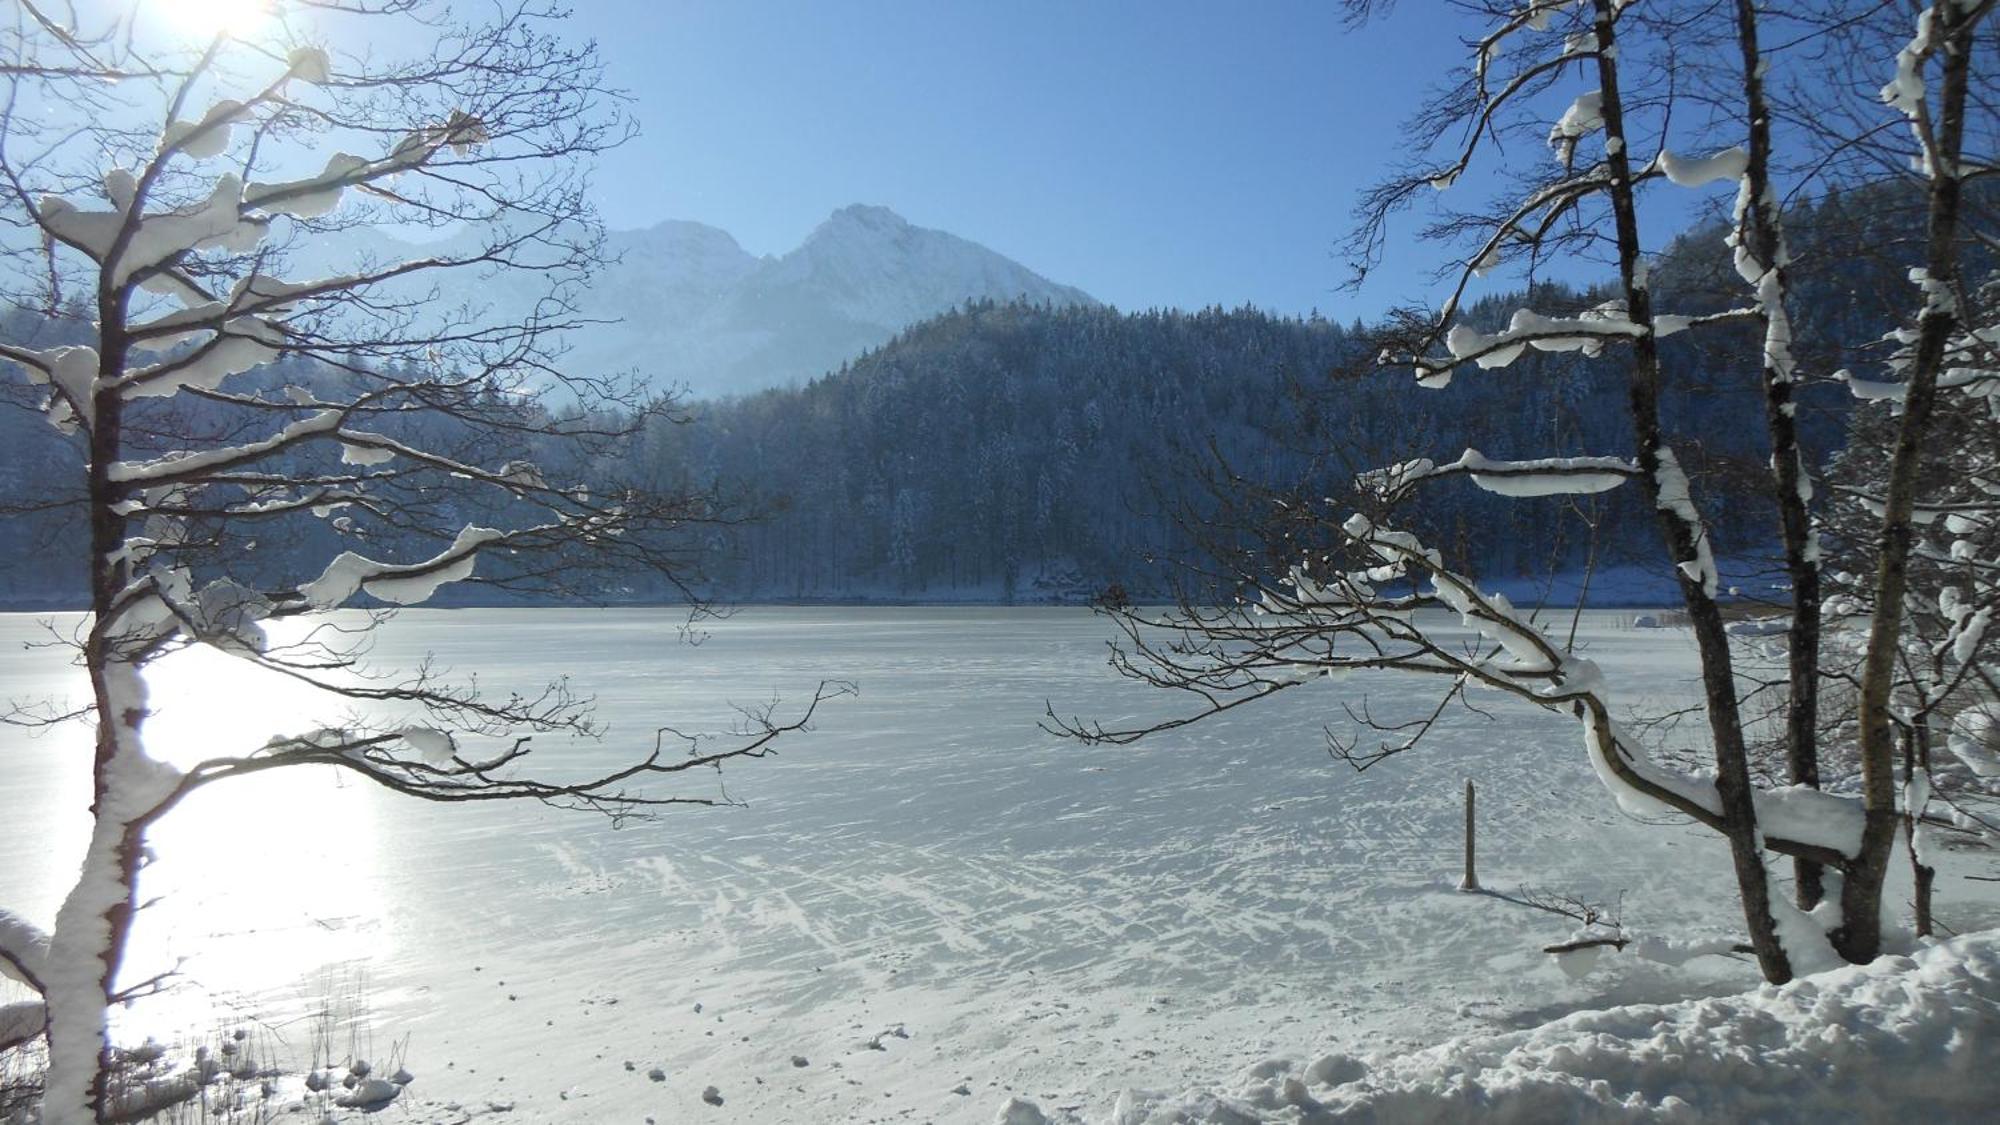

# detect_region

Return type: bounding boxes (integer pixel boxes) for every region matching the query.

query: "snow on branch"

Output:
[1653,448,1719,598]
[119,318,285,402]
[106,409,344,484]
[0,999,46,1052]
[1433,50,1601,194]
[1655,147,1749,189]
[38,173,267,288]
[1838,364,2000,404]
[1466,2,1602,142]
[1358,449,1636,503]
[0,343,97,428]
[1413,303,1647,386]
[1882,5,1938,119]
[0,908,50,995]
[1548,90,1604,164]
[293,525,505,610]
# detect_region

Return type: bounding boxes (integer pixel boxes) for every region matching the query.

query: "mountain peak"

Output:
[631,217,748,248]
[768,204,1093,333]
[824,203,910,231]
[554,207,1095,398]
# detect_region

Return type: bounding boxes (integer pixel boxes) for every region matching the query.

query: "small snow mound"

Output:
[997,1096,1050,1125]
[335,1077,401,1108]
[1240,1058,1292,1081]
[1303,1052,1368,1087]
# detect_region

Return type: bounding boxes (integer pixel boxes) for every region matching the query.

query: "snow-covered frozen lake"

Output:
[1,607,1974,1122]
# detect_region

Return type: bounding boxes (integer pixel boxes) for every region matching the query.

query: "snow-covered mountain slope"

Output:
[301,206,1094,400]
[748,204,1093,331]
[600,204,1094,399]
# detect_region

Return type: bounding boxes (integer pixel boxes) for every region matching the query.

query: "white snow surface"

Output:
[1,608,1994,1123]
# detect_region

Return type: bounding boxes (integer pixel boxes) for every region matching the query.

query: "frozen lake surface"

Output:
[1,607,1974,1122]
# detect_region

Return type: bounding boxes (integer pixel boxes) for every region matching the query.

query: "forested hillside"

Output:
[0,187,1929,606]
[638,183,1934,603]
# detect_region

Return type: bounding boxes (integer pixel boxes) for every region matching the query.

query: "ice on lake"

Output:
[0,607,1839,1121]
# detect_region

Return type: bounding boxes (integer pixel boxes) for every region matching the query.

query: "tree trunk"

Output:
[1904,721,1937,938]
[1592,0,1790,984]
[41,254,154,1125]
[43,787,149,1125]
[1913,856,1936,939]
[1842,0,1979,965]
[1732,0,1826,911]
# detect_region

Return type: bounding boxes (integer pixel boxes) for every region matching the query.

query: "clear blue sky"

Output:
[565,1,1485,320]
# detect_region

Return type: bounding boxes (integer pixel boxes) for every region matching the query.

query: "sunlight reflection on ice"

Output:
[119,636,389,1038]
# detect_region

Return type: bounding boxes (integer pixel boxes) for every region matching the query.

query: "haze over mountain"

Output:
[583,204,1096,398]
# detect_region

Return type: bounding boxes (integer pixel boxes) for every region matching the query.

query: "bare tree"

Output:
[1821,250,2000,938]
[1833,0,1991,964]
[1056,0,1990,984]
[0,4,844,1121]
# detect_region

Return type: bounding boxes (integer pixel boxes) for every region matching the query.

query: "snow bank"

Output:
[1044,929,2000,1123]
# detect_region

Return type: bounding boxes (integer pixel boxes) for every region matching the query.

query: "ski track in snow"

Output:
[0,607,1992,1123]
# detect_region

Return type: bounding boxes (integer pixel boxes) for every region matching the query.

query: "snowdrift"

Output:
[1034,929,2000,1124]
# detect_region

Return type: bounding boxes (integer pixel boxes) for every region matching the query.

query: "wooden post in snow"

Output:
[1459,778,1479,892]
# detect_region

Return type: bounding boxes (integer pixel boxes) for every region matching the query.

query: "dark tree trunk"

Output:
[1904,720,1937,937]
[1593,0,1791,983]
[1842,0,1981,966]
[1733,0,1826,912]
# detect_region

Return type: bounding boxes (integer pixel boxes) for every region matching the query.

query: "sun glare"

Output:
[159,0,273,37]
[118,637,389,1038]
